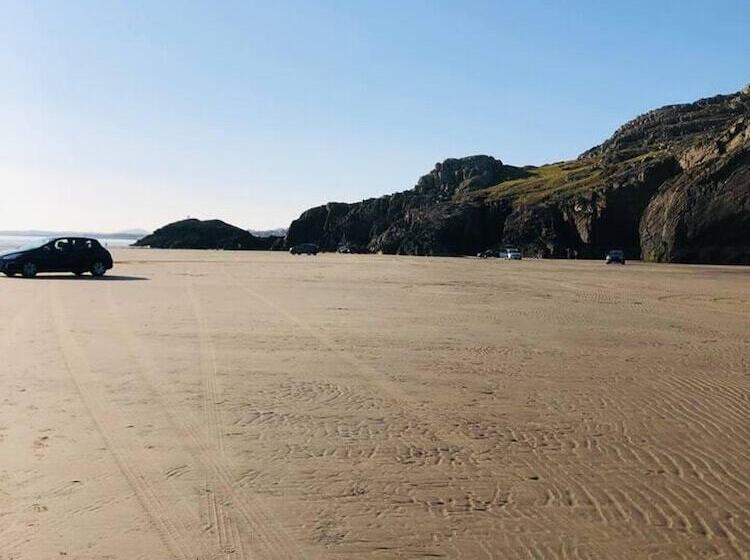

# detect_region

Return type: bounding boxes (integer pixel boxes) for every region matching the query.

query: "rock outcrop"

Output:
[287,87,750,263]
[640,147,750,263]
[135,219,280,250]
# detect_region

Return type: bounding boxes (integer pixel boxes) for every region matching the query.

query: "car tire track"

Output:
[186,277,226,458]
[104,283,300,560]
[46,283,208,560]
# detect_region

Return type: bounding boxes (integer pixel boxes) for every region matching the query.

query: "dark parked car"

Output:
[606,249,625,264]
[477,249,500,259]
[338,243,368,254]
[0,237,114,278]
[289,243,319,255]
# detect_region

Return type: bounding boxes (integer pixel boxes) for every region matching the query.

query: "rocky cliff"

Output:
[135,219,280,250]
[287,87,750,263]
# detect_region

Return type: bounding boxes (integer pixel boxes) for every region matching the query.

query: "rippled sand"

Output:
[1,250,748,559]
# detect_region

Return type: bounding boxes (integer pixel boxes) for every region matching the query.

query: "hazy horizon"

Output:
[2,1,748,232]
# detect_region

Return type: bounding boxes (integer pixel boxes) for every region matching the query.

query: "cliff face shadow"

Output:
[6,274,148,281]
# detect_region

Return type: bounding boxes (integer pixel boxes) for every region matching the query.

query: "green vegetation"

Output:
[461,150,670,206]
[480,159,603,205]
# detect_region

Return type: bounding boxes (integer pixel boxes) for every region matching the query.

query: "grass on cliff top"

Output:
[482,160,603,205]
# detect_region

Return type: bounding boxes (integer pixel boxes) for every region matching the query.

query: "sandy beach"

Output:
[1,250,748,559]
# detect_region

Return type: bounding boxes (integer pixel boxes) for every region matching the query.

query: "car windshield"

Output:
[15,237,54,252]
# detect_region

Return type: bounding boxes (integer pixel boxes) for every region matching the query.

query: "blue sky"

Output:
[1,1,748,231]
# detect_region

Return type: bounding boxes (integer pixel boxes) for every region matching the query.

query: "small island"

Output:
[134,218,282,250]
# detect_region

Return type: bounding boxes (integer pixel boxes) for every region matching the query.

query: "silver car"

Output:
[504,248,522,260]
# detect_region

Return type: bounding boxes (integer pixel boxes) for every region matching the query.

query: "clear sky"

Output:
[1,1,748,232]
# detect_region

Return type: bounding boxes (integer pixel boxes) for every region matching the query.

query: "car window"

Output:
[53,239,71,251]
[18,238,53,251]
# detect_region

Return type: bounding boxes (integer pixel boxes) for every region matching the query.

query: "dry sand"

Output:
[1,250,748,559]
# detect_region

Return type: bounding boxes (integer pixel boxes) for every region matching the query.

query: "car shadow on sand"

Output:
[6,274,148,281]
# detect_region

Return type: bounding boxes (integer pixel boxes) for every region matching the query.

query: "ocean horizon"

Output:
[0,234,136,252]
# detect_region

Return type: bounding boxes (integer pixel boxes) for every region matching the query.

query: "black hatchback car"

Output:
[605,249,626,264]
[289,243,319,255]
[0,237,114,278]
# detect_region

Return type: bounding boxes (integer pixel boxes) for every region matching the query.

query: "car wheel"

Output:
[91,261,107,277]
[3,271,15,277]
[22,262,38,278]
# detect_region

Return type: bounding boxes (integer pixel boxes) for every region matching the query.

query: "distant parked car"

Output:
[477,249,500,259]
[504,248,522,260]
[606,250,625,264]
[0,237,114,278]
[289,243,319,255]
[337,243,367,254]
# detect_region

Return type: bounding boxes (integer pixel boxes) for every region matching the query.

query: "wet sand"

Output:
[1,250,748,559]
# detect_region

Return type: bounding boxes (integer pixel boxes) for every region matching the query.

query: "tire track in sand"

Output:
[46,283,210,560]
[225,268,420,407]
[222,265,490,479]
[0,289,43,355]
[104,283,301,560]
[187,273,237,558]
[186,276,226,458]
[0,290,46,547]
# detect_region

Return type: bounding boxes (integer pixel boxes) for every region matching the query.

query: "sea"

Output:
[0,235,136,253]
